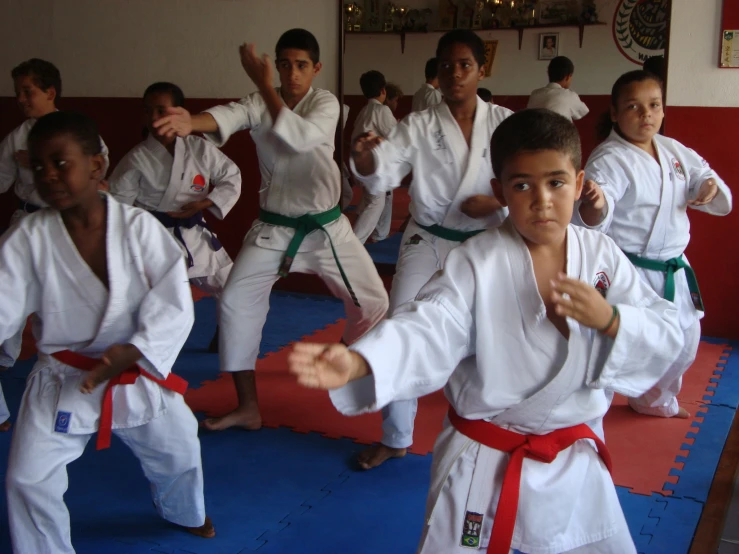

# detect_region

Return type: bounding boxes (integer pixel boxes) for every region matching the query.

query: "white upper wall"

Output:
[667,0,739,107]
[344,0,636,96]
[0,0,339,98]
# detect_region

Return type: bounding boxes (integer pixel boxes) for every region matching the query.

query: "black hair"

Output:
[385,82,403,101]
[491,109,581,178]
[642,56,665,80]
[596,70,664,140]
[143,81,185,107]
[359,70,386,99]
[276,28,320,64]
[436,30,486,68]
[547,56,575,83]
[12,58,63,99]
[424,57,438,80]
[28,111,102,156]
[477,88,492,102]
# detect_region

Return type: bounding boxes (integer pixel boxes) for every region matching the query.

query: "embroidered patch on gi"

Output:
[461,511,483,548]
[593,271,611,298]
[406,234,423,246]
[691,292,705,312]
[191,174,207,193]
[54,411,72,433]
[671,158,686,181]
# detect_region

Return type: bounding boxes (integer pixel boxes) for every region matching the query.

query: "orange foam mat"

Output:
[183,322,729,497]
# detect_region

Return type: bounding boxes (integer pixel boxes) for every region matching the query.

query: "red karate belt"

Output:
[448,408,613,554]
[51,350,188,450]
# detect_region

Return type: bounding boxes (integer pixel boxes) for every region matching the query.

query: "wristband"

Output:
[599,305,619,334]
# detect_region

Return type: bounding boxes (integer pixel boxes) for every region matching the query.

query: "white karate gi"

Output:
[412,83,443,112]
[109,134,241,294]
[350,99,397,244]
[0,195,205,554]
[575,130,732,416]
[351,96,512,449]
[341,104,354,209]
[526,83,589,121]
[332,221,684,553]
[0,118,110,370]
[202,87,388,372]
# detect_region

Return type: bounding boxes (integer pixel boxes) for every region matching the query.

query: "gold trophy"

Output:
[353,3,363,31]
[394,6,409,31]
[472,0,485,29]
[344,2,356,32]
[384,3,397,32]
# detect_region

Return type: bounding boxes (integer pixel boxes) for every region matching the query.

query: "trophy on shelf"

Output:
[344,2,356,32]
[406,8,420,30]
[483,0,502,29]
[394,6,409,31]
[353,3,363,31]
[457,0,474,28]
[383,2,397,32]
[472,0,485,29]
[418,8,433,31]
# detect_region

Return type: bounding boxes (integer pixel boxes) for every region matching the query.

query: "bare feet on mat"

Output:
[200,407,262,431]
[185,516,215,538]
[675,406,690,419]
[357,444,407,470]
[0,420,11,432]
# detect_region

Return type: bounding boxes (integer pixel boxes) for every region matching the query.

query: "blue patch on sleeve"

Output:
[54,411,72,433]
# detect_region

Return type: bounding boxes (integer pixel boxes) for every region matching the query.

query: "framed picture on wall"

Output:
[538,33,559,60]
[538,0,571,25]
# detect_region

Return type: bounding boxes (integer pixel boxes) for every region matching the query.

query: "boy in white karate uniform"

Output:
[350,30,511,469]
[0,58,110,396]
[2,111,213,554]
[155,28,388,432]
[527,56,589,122]
[412,57,442,112]
[576,70,732,418]
[351,70,397,244]
[289,109,684,554]
[110,82,241,351]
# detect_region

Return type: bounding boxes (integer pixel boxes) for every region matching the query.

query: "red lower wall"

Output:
[665,106,739,339]
[1,96,736,338]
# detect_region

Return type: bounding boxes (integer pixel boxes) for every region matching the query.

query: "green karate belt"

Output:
[624,252,704,310]
[259,205,360,307]
[417,223,483,242]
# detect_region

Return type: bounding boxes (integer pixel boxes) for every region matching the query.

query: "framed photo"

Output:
[539,33,559,60]
[538,0,571,25]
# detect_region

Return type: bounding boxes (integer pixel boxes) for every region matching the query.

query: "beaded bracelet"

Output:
[599,305,619,334]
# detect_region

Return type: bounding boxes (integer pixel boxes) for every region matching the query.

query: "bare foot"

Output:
[0,420,11,432]
[184,515,215,538]
[675,406,690,419]
[200,407,262,431]
[357,444,407,470]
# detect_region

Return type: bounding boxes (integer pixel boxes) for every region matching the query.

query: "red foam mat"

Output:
[186,320,729,496]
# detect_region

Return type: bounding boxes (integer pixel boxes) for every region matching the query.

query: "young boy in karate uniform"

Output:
[576,70,732,418]
[350,30,511,469]
[155,29,388,432]
[527,56,589,122]
[0,58,110,396]
[290,109,684,554]
[110,82,241,351]
[2,111,212,554]
[351,70,397,244]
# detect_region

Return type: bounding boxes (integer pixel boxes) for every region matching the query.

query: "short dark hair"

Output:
[548,56,575,83]
[424,57,438,80]
[144,82,185,107]
[12,58,62,99]
[436,30,486,68]
[477,88,492,102]
[28,111,102,157]
[385,82,403,101]
[642,56,665,80]
[276,28,320,64]
[359,70,386,99]
[610,70,663,106]
[491,109,581,178]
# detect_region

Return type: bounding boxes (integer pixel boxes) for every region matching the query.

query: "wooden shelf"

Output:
[344,22,606,53]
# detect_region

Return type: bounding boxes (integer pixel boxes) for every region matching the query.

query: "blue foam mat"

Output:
[364,232,402,265]
[0,294,737,553]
